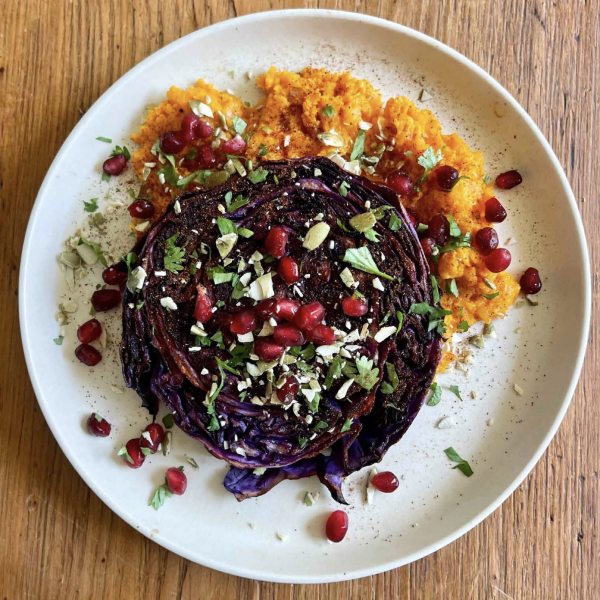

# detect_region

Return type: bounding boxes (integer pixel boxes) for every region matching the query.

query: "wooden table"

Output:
[2,1,598,598]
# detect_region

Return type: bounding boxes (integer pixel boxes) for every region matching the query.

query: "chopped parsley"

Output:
[343,247,393,280]
[298,437,308,449]
[396,310,404,333]
[164,233,185,274]
[339,181,349,197]
[350,129,366,161]
[53,335,64,346]
[96,136,112,143]
[427,382,442,406]
[409,302,452,335]
[431,275,441,304]
[258,144,269,157]
[322,105,335,118]
[447,214,462,237]
[348,356,379,391]
[224,191,250,213]
[444,447,474,477]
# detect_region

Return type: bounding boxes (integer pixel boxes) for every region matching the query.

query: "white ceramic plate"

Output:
[20,10,590,583]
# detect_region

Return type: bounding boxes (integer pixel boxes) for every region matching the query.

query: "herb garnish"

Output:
[83,198,99,213]
[449,385,463,401]
[409,302,452,335]
[350,130,366,161]
[431,275,441,304]
[231,115,247,135]
[481,292,499,300]
[247,167,269,184]
[258,144,269,157]
[96,136,112,143]
[388,212,402,231]
[346,356,379,391]
[446,279,459,297]
[162,414,174,429]
[340,418,353,433]
[117,446,134,464]
[343,247,393,280]
[149,482,173,510]
[381,363,399,395]
[164,233,185,274]
[53,336,64,346]
[339,181,349,197]
[457,320,469,332]
[416,146,443,184]
[78,237,108,267]
[444,447,474,477]
[322,105,335,118]
[109,145,131,160]
[427,382,442,406]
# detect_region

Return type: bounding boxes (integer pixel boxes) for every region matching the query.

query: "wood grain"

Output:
[1,1,598,598]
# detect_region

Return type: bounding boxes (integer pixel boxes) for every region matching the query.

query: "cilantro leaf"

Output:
[83,198,99,213]
[109,145,131,160]
[431,275,441,304]
[343,247,393,280]
[353,356,379,391]
[322,105,335,118]
[416,147,443,183]
[427,382,442,406]
[381,362,399,395]
[457,320,469,332]
[446,278,459,297]
[350,129,366,161]
[217,217,237,236]
[53,336,64,346]
[247,167,268,184]
[444,447,474,477]
[447,214,462,237]
[339,181,349,197]
[340,418,353,433]
[363,229,381,243]
[323,356,345,390]
[149,483,173,510]
[449,385,463,401]
[164,233,185,274]
[298,437,308,449]
[396,311,404,334]
[388,212,402,231]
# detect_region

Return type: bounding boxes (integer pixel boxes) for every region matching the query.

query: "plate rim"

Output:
[19,8,592,584]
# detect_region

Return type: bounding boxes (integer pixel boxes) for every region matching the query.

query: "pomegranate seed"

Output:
[102,265,128,286]
[474,227,499,256]
[197,144,217,169]
[278,256,301,284]
[276,376,299,404]
[75,343,102,366]
[254,337,285,361]
[197,120,214,138]
[436,165,459,190]
[484,197,507,223]
[485,248,511,273]
[230,310,257,335]
[386,172,414,196]
[520,267,542,294]
[275,298,301,322]
[264,226,289,258]
[91,289,122,312]
[420,237,438,258]
[221,134,246,154]
[179,113,200,143]
[128,199,155,219]
[371,471,400,493]
[87,413,111,437]
[256,298,279,321]
[326,510,349,543]
[194,285,213,323]
[121,438,145,468]
[342,296,368,317]
[102,154,127,176]
[294,302,326,330]
[274,323,305,347]
[406,209,418,228]
[305,324,336,345]
[140,423,165,454]
[160,131,185,155]
[165,467,187,495]
[77,318,102,344]
[427,214,450,246]
[495,169,522,189]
